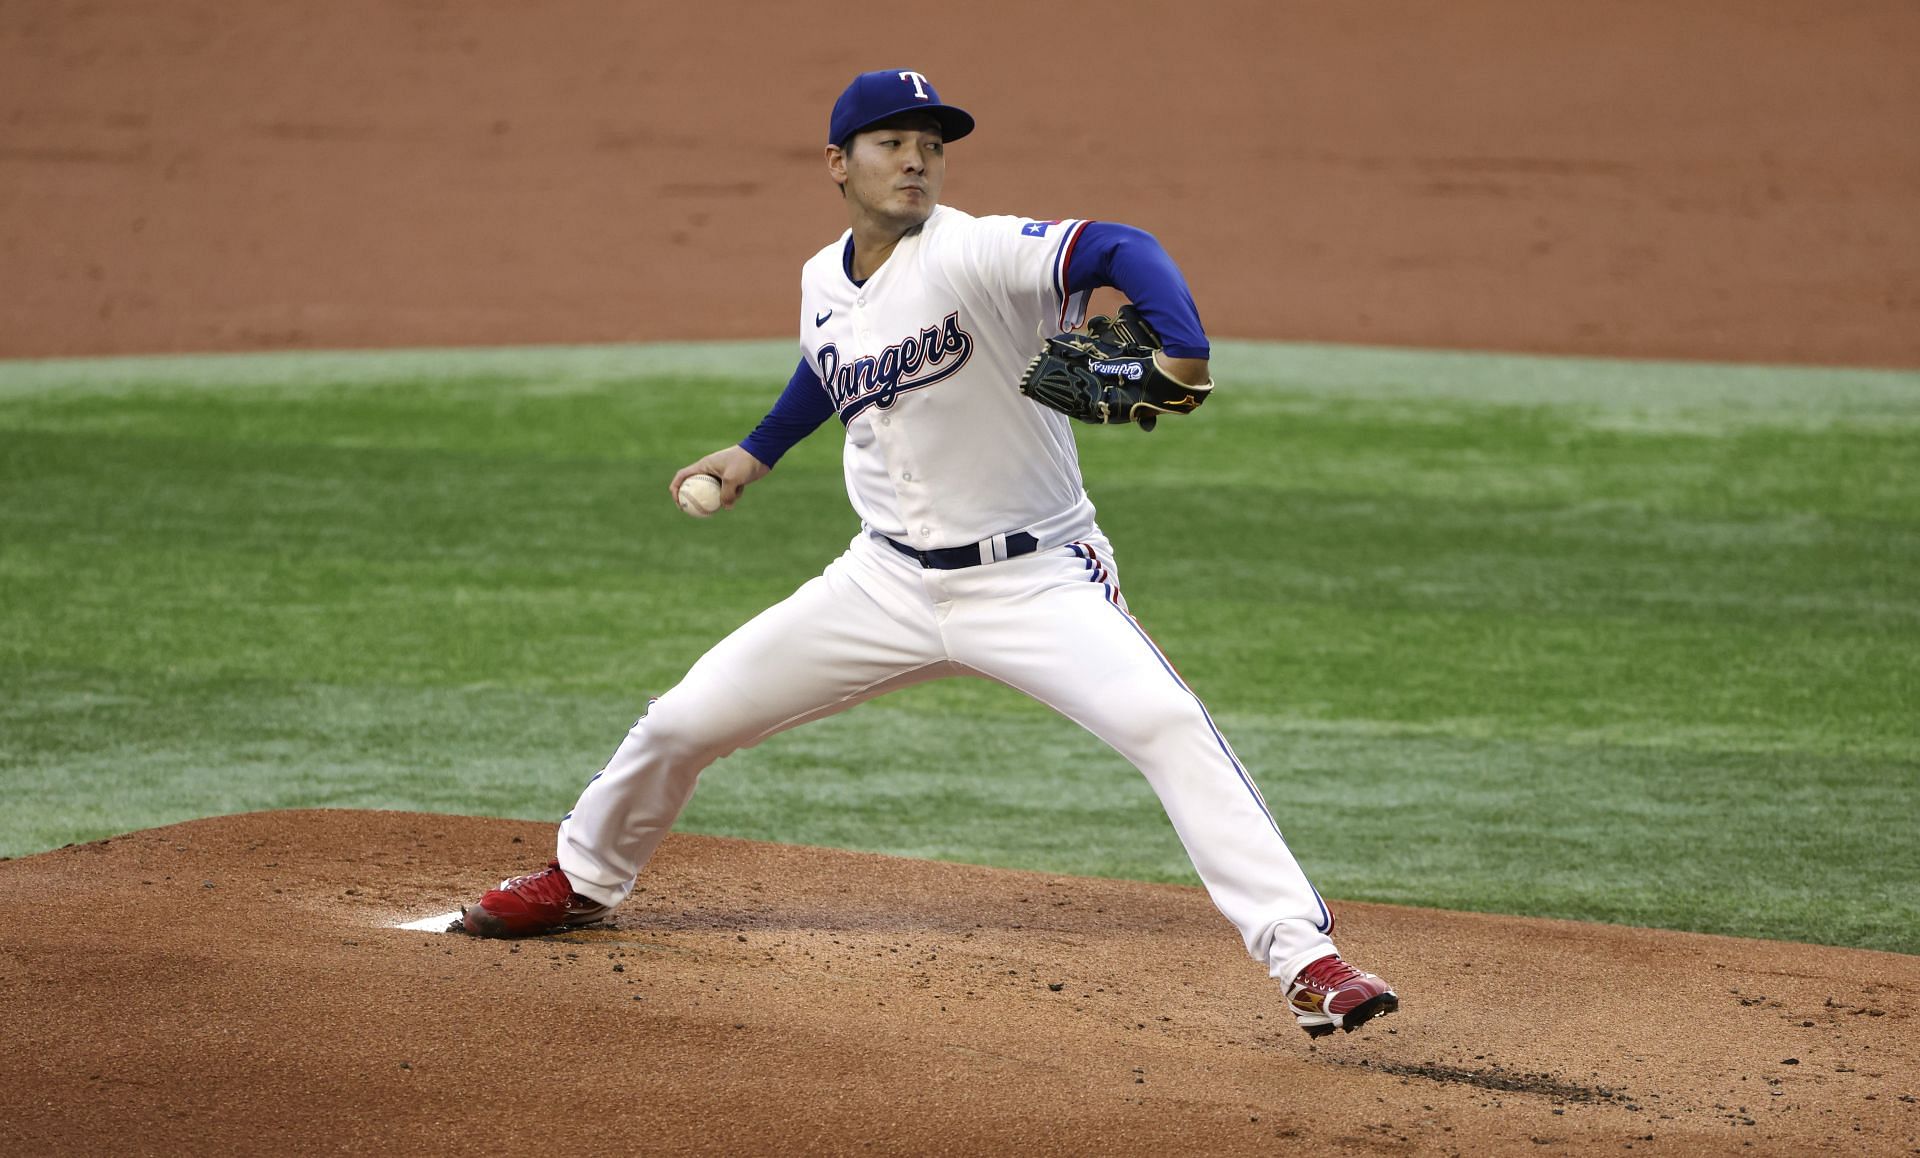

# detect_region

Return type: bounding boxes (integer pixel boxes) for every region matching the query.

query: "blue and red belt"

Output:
[883,531,1040,570]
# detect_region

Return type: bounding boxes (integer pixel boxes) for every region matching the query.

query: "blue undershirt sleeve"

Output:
[1062,222,1211,359]
[738,357,834,466]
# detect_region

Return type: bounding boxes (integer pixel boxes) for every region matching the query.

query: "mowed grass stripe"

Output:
[1,342,1915,952]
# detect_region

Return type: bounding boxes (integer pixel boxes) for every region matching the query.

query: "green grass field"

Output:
[2,342,1916,953]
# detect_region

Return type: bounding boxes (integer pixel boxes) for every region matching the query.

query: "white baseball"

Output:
[676,473,724,518]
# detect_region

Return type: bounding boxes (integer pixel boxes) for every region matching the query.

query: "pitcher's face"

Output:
[829,117,946,230]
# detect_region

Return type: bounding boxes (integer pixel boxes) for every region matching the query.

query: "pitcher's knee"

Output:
[631,699,739,765]
[1100,690,1212,753]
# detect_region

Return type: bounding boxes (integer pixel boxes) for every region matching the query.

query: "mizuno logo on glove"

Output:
[1017,306,1211,432]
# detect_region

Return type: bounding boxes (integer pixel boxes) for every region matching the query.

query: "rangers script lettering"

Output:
[817,311,974,419]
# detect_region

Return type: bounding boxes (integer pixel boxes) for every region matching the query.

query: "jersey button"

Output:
[902,472,912,481]
[881,417,891,426]
[920,526,931,536]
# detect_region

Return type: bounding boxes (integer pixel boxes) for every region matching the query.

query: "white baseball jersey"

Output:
[799,206,1096,552]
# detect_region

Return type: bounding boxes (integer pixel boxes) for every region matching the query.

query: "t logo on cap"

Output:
[828,69,976,146]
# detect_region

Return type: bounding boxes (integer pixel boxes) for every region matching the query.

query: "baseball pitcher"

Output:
[462,69,1399,1039]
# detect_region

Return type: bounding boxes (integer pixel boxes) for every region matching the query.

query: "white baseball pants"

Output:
[557,530,1338,978]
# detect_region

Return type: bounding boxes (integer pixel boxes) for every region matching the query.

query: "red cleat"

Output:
[1286,953,1400,1038]
[462,860,611,938]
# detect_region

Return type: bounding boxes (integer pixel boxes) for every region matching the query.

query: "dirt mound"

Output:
[2,811,1914,1155]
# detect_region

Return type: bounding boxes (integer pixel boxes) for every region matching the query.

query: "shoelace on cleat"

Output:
[1299,956,1367,991]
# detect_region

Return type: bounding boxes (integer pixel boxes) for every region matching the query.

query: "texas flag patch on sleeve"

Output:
[1020,220,1056,237]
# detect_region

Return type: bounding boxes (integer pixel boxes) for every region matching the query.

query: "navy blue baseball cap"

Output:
[828,69,975,147]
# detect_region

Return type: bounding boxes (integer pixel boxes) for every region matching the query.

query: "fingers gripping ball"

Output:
[676,474,724,518]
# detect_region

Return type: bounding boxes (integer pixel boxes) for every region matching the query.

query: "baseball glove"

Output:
[1018,305,1212,431]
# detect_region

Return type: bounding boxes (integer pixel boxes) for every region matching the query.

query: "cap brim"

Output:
[841,104,975,145]
[927,106,974,142]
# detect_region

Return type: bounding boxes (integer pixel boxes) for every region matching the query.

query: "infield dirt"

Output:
[3,2,1918,1155]
[6,812,1919,1155]
[3,1,1917,366]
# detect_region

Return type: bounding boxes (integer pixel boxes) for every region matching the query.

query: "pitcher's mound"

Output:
[2,810,1913,1154]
